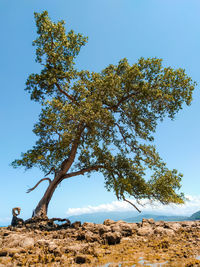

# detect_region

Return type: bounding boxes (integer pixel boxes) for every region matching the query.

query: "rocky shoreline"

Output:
[1,218,200,266]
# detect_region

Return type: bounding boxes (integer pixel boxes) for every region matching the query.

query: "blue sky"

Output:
[1,0,200,224]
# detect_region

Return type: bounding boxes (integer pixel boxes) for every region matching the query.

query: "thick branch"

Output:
[61,165,105,180]
[26,177,52,193]
[60,125,85,174]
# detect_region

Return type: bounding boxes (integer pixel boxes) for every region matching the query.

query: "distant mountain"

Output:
[68,211,189,224]
[68,211,138,223]
[190,210,200,220]
[125,214,188,223]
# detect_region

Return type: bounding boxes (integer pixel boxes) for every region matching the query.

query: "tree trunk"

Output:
[33,174,62,218]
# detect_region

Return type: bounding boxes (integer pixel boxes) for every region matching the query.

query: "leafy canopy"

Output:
[12,11,195,205]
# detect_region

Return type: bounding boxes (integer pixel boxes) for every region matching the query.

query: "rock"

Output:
[75,255,91,264]
[137,227,154,236]
[103,231,121,245]
[117,222,132,236]
[121,237,133,242]
[111,224,121,233]
[97,224,111,235]
[47,241,57,251]
[65,244,89,254]
[129,223,139,231]
[82,222,94,228]
[164,222,181,231]
[154,227,175,236]
[142,218,155,227]
[155,221,165,227]
[71,221,81,229]
[103,219,115,226]
[36,239,49,246]
[85,231,99,243]
[181,221,197,227]
[82,222,96,232]
[11,216,24,227]
[20,237,34,248]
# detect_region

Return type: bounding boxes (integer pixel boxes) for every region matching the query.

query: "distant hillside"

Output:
[190,210,200,220]
[68,211,138,223]
[125,214,188,223]
[68,211,189,223]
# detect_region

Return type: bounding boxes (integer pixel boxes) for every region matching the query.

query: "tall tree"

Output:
[12,11,195,218]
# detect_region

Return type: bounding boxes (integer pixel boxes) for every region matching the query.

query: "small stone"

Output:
[71,221,81,229]
[103,219,115,226]
[142,218,155,227]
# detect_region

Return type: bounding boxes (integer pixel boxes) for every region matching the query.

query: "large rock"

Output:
[112,222,132,237]
[137,227,154,236]
[103,231,121,245]
[82,222,96,231]
[20,237,34,248]
[84,231,99,243]
[97,224,111,235]
[71,221,81,229]
[164,222,181,231]
[154,227,175,236]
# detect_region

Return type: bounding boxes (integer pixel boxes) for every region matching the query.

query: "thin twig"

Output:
[123,197,141,213]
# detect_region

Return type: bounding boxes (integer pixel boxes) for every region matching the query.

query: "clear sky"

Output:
[1,0,200,224]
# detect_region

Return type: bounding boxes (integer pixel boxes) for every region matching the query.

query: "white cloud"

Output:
[66,195,200,217]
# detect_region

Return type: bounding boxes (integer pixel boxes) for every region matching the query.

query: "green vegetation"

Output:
[190,210,200,220]
[12,11,195,217]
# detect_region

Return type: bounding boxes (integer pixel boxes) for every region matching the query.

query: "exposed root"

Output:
[12,207,21,216]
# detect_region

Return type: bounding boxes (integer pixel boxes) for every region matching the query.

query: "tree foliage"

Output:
[12,11,195,209]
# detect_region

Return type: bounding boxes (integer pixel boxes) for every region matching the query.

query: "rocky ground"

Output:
[1,218,200,266]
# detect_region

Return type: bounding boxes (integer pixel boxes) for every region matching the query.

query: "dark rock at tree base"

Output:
[22,217,71,231]
[11,216,24,227]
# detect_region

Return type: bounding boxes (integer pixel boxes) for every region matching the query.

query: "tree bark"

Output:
[33,174,62,217]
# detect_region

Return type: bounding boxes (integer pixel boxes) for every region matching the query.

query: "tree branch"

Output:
[45,167,56,177]
[60,124,86,174]
[55,83,76,102]
[105,91,140,111]
[61,165,105,180]
[123,197,141,213]
[115,123,129,147]
[26,178,52,193]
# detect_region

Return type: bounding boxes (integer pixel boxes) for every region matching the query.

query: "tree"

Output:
[12,11,195,218]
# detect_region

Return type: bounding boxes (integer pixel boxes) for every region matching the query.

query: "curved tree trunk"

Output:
[32,126,86,218]
[33,173,63,218]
